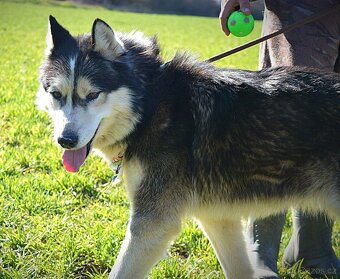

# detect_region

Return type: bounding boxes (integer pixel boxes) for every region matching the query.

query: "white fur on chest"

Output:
[93,144,125,165]
[122,158,145,201]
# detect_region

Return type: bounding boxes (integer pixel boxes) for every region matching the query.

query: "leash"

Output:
[205,3,340,63]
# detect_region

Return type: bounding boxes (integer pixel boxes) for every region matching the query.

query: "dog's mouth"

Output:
[61,126,100,173]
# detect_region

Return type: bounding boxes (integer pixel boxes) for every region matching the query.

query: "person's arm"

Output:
[219,0,251,36]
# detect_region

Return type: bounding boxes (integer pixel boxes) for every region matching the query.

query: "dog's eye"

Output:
[86,91,101,101]
[50,91,62,100]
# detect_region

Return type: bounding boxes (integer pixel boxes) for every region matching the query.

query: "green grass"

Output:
[0,1,338,278]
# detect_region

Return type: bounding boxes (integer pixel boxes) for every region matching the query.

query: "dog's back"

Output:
[147,58,340,218]
[213,68,339,216]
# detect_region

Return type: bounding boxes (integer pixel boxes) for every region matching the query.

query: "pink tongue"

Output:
[62,146,87,173]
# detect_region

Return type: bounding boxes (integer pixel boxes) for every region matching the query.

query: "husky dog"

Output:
[37,16,340,279]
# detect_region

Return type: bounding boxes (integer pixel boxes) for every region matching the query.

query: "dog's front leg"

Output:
[197,218,254,279]
[109,212,182,279]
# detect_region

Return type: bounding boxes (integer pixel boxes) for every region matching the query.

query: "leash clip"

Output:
[111,154,123,183]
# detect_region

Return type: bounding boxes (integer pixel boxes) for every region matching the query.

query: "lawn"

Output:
[0,1,339,278]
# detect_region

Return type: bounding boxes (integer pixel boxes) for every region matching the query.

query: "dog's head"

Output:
[37,16,140,172]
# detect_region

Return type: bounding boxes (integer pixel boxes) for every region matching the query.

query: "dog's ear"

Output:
[91,19,125,60]
[46,16,73,54]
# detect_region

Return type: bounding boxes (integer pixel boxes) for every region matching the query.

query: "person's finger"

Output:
[219,0,238,36]
[239,0,251,15]
[219,10,230,35]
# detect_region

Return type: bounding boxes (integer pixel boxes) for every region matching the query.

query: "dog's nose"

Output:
[57,134,78,149]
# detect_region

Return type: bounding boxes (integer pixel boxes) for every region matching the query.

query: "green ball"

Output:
[227,11,254,37]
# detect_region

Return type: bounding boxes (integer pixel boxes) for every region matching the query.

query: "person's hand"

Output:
[220,0,251,36]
